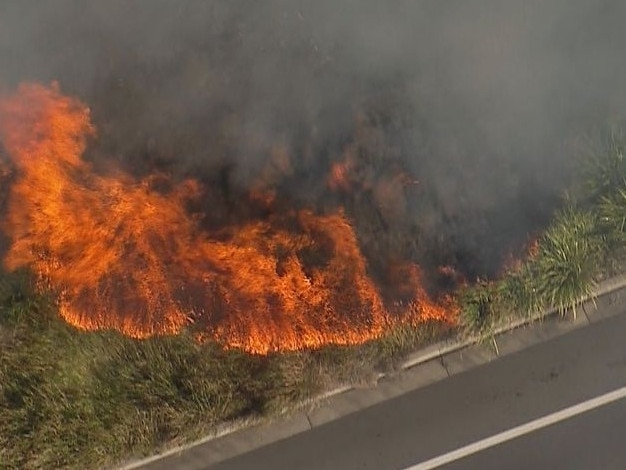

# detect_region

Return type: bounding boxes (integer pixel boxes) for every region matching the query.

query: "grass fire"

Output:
[1,2,626,469]
[0,82,456,354]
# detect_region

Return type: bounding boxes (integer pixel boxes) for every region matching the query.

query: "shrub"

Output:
[530,209,605,316]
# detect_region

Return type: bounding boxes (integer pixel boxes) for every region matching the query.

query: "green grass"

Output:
[458,280,498,333]
[530,208,605,316]
[0,269,449,470]
[0,274,284,468]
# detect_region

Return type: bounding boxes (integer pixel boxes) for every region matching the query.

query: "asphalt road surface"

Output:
[439,396,626,470]
[207,310,626,470]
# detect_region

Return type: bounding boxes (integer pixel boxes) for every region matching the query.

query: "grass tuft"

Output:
[531,208,605,316]
[458,280,498,333]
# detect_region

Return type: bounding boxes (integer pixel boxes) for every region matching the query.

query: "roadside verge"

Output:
[118,273,626,470]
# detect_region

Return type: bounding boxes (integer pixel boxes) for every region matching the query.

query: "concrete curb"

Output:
[117,273,626,470]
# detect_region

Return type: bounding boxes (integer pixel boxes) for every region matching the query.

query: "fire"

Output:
[0,83,457,354]
[500,235,541,276]
[327,160,352,192]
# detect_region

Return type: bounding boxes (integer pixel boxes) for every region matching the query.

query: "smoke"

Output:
[1,0,625,280]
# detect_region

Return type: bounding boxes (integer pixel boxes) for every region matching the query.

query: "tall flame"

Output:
[0,83,456,354]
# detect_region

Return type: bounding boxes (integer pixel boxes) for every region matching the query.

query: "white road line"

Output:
[403,384,626,470]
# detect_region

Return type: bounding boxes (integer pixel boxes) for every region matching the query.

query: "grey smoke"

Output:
[1,0,625,280]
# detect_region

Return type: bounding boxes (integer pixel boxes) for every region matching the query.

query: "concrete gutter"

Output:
[117,273,626,470]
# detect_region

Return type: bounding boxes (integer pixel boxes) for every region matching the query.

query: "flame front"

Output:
[0,83,456,354]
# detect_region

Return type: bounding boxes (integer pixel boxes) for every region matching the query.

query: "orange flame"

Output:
[500,235,541,276]
[327,160,352,192]
[0,83,457,354]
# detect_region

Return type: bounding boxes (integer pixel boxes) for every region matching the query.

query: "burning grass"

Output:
[0,83,456,354]
[1,82,626,469]
[0,151,622,470]
[0,84,459,469]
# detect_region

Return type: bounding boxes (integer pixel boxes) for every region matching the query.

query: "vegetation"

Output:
[459,130,626,335]
[2,131,626,469]
[0,269,448,470]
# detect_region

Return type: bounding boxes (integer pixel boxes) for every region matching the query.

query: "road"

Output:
[204,308,626,470]
[439,396,626,470]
